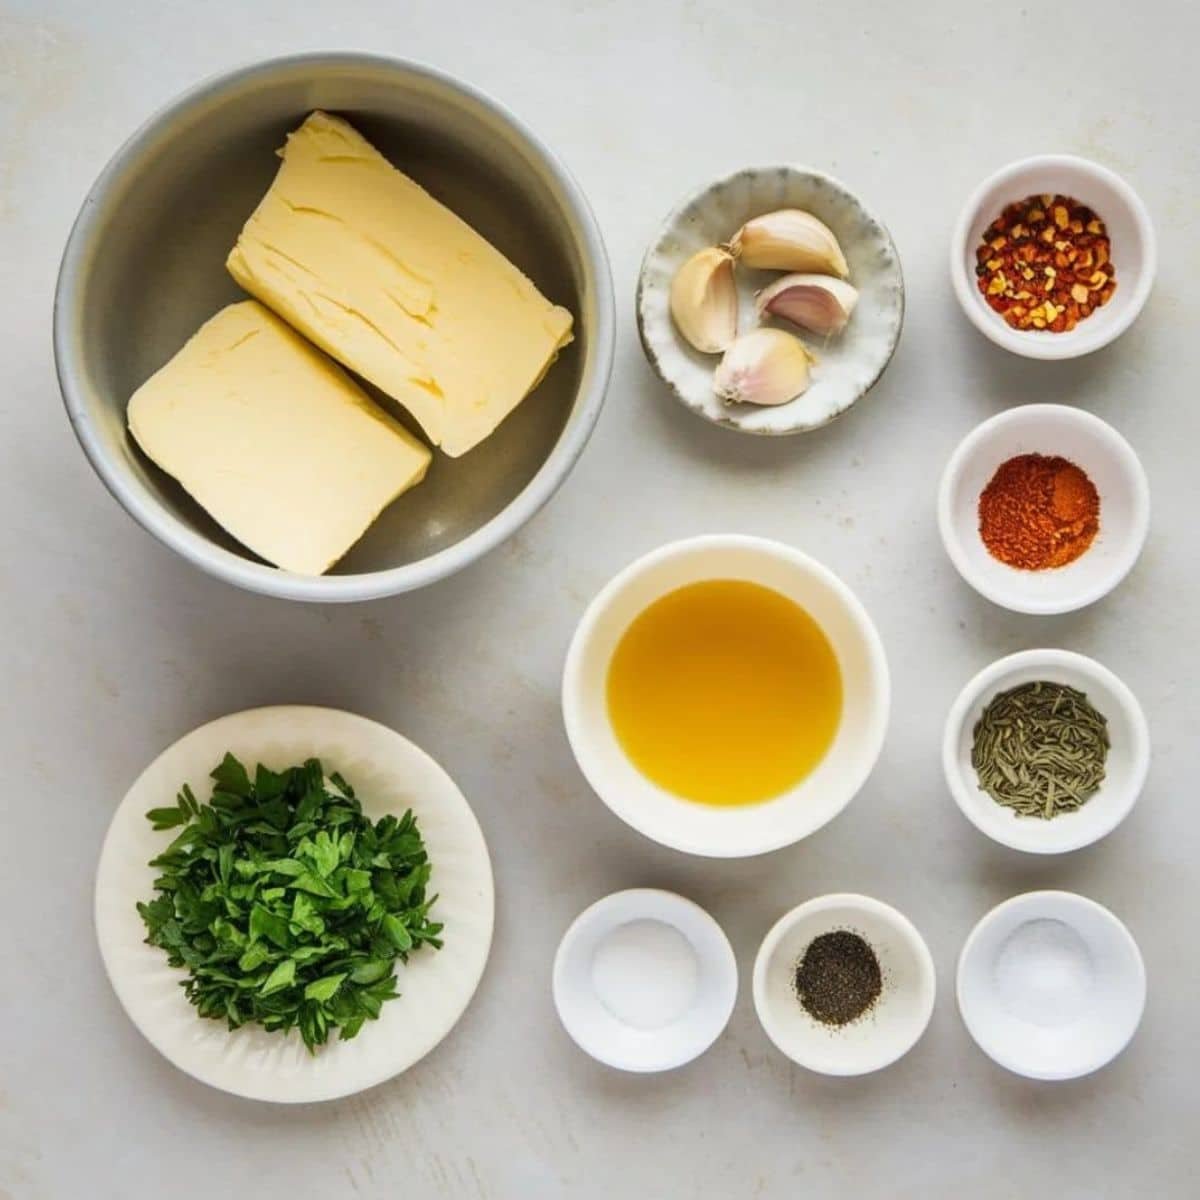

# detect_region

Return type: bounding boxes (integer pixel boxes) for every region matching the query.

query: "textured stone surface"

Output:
[1,0,1195,1195]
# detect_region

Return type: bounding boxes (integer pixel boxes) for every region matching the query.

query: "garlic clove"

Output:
[730,209,849,277]
[713,328,814,407]
[756,273,859,336]
[669,246,738,353]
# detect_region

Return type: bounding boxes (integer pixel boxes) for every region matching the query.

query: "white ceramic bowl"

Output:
[637,165,904,435]
[958,891,1145,1080]
[752,894,936,1076]
[552,889,737,1072]
[938,404,1149,614]
[94,707,494,1103]
[943,649,1149,855]
[562,535,890,858]
[950,154,1155,359]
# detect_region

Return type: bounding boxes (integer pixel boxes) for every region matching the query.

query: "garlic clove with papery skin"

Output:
[713,328,814,407]
[756,273,859,336]
[730,209,849,277]
[669,246,738,354]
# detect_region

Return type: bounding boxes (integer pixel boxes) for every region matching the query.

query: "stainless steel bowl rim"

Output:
[54,51,615,603]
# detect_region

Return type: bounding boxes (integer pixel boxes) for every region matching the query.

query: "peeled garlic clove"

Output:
[669,246,738,353]
[730,209,849,277]
[756,273,859,336]
[713,328,814,407]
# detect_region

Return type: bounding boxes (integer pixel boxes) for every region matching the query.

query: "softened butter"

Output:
[127,301,431,575]
[226,111,574,457]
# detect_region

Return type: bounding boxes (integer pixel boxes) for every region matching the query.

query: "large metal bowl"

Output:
[54,53,614,602]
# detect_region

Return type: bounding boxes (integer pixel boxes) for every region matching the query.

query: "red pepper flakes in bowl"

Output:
[975,195,1117,333]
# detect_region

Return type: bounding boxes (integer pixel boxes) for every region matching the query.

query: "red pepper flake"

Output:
[974,194,1116,333]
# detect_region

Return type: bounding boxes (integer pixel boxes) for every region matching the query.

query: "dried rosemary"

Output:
[971,681,1109,819]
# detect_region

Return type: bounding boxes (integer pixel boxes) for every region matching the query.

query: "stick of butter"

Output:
[128,301,432,576]
[226,111,575,458]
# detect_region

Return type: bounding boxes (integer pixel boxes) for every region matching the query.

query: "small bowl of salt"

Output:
[957,890,1145,1080]
[552,888,737,1072]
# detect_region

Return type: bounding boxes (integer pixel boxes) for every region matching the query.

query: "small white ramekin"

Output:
[938,404,1149,615]
[561,535,890,858]
[958,891,1145,1080]
[943,649,1150,855]
[950,154,1155,360]
[752,894,936,1076]
[552,889,737,1073]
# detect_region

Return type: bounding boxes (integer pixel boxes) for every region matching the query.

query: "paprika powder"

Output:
[978,453,1100,570]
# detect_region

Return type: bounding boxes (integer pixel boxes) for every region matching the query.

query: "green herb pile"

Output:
[971,681,1109,819]
[137,753,442,1051]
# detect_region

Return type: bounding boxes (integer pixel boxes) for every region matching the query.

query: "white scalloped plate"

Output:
[94,706,494,1103]
[637,165,904,434]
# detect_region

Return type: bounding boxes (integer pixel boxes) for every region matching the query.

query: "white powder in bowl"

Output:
[591,919,699,1030]
[993,918,1095,1028]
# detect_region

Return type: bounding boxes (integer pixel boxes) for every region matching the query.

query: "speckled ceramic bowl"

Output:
[636,166,904,435]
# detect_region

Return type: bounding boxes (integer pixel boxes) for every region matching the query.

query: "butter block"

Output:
[128,301,432,575]
[226,111,574,457]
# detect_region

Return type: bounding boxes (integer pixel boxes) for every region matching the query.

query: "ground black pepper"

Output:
[794,930,882,1026]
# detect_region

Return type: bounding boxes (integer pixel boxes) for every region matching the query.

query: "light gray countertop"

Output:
[2,0,1197,1196]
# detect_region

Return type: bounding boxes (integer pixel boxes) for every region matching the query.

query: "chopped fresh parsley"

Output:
[137,753,442,1051]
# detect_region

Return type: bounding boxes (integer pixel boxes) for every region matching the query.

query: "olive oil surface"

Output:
[606,579,843,806]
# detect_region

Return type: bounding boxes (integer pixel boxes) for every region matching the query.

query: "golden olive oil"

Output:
[606,579,843,806]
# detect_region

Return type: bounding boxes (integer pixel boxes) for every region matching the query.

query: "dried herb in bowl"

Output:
[971,682,1109,819]
[137,753,442,1051]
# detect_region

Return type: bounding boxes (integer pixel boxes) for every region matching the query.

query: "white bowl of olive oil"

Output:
[562,535,890,858]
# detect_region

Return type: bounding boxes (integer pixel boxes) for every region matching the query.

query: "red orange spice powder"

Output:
[978,454,1100,570]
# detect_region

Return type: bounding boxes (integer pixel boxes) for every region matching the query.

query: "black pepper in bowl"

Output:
[794,930,882,1026]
